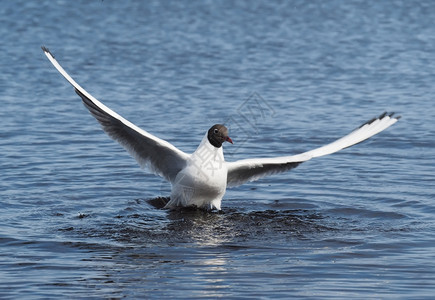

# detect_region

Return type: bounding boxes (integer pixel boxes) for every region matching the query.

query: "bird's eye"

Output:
[214,128,219,134]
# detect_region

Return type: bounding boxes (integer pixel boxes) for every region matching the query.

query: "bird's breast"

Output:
[173,147,227,194]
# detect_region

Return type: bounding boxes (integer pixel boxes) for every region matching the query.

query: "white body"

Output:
[168,134,227,210]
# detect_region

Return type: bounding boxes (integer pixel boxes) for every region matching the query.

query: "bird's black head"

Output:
[207,124,233,148]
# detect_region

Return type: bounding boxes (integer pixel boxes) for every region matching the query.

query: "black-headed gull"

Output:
[42,47,400,211]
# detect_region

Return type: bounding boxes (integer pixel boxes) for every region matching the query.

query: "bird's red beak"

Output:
[226,136,233,144]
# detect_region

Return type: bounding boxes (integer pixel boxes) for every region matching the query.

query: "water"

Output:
[1,0,435,298]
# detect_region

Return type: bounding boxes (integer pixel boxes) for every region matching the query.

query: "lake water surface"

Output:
[1,0,435,298]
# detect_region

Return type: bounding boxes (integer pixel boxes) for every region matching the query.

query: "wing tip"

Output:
[41,46,54,58]
[380,111,401,121]
[359,111,401,128]
[388,112,402,121]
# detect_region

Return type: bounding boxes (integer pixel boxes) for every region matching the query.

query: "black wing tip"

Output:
[382,111,401,121]
[387,112,402,120]
[41,46,54,58]
[388,112,402,120]
[359,111,401,128]
[380,111,402,121]
[379,111,388,119]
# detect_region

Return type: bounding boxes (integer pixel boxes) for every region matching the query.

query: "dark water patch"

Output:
[326,206,407,220]
[57,205,338,250]
[146,196,170,209]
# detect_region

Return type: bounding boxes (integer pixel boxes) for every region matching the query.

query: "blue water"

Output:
[1,0,435,298]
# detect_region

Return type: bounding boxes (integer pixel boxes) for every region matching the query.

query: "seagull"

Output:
[42,47,400,211]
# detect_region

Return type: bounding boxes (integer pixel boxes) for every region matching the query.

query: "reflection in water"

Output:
[73,199,335,250]
[71,205,334,298]
[147,202,333,247]
[166,208,234,247]
[193,254,231,296]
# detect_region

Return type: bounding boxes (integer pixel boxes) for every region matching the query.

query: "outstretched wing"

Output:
[42,47,189,183]
[226,112,400,187]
